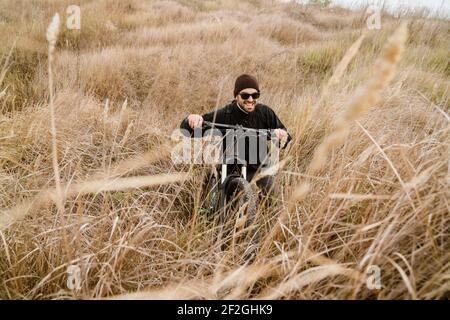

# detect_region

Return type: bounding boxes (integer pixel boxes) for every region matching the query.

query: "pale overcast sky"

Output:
[284,0,450,19]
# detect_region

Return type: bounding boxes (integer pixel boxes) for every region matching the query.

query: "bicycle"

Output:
[197,120,290,258]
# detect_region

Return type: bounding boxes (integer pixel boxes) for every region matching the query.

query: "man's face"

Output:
[236,88,259,112]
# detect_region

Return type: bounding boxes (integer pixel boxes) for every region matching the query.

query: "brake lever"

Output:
[282,134,292,149]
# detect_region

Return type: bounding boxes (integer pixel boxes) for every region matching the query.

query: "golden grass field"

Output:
[0,0,449,299]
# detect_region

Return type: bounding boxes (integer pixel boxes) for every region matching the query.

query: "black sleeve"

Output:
[267,108,287,130]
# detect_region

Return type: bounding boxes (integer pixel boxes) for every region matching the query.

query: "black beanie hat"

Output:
[234,74,260,97]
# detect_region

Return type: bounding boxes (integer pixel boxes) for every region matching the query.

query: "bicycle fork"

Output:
[220,163,247,183]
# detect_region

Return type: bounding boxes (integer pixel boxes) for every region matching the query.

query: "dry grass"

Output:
[0,0,449,300]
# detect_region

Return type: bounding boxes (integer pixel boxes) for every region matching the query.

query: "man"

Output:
[180,74,290,194]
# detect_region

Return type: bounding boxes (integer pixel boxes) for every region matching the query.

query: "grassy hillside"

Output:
[0,0,448,299]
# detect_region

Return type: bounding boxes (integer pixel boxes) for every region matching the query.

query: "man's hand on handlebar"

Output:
[273,128,290,149]
[187,114,203,129]
[273,128,287,141]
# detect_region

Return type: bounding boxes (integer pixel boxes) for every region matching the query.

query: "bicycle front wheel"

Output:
[219,177,259,261]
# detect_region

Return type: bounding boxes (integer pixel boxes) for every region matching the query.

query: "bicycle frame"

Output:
[200,120,290,216]
[196,121,289,256]
[202,119,280,186]
[221,163,247,182]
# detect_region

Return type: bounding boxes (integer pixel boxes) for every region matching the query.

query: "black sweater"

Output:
[180,101,290,171]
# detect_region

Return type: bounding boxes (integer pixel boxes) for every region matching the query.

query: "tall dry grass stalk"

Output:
[309,22,408,173]
[96,144,172,179]
[0,172,189,230]
[0,42,15,91]
[259,22,409,258]
[46,14,63,214]
[110,256,281,299]
[0,0,448,300]
[323,33,365,88]
[315,33,366,108]
[260,264,359,299]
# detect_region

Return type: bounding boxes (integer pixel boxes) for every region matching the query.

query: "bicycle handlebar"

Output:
[202,120,271,135]
[200,120,291,149]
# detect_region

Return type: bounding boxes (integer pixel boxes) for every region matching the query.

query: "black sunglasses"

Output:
[239,92,260,100]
